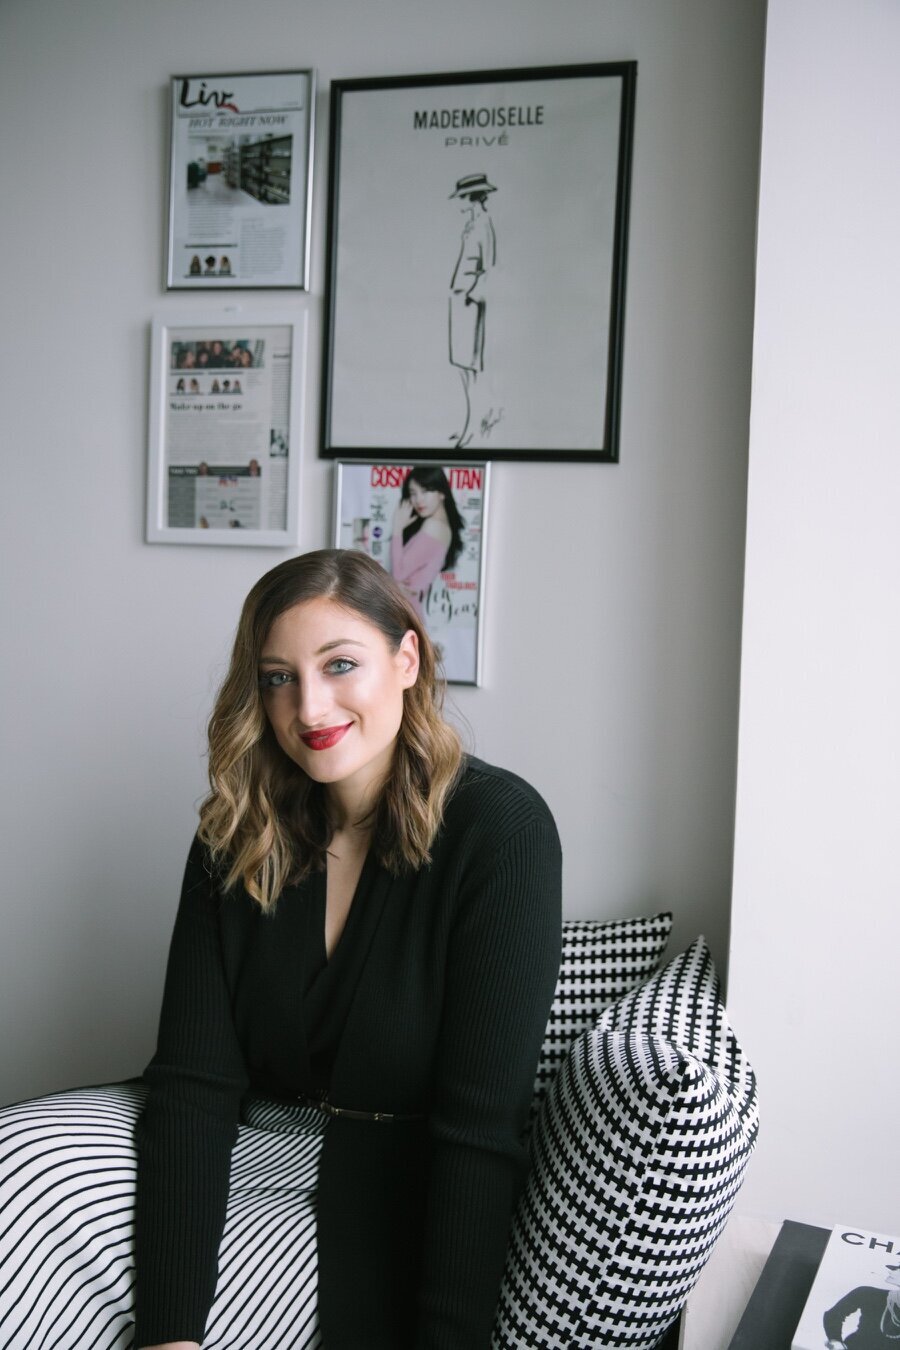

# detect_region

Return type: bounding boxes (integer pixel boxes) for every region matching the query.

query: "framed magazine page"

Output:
[166,70,315,290]
[334,460,490,685]
[146,311,305,546]
[322,63,635,463]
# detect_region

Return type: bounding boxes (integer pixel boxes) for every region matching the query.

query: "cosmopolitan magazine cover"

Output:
[334,461,489,684]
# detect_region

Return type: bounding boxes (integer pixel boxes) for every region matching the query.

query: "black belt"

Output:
[296,1093,424,1124]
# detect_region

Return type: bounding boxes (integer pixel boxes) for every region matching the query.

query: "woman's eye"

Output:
[326,658,358,675]
[258,671,294,690]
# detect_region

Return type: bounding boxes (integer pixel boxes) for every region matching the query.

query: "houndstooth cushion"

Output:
[495,937,759,1349]
[531,914,673,1124]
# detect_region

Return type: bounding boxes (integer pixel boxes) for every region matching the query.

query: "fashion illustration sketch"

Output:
[448,173,497,448]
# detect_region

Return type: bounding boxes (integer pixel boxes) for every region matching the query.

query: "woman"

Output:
[824,1261,900,1347]
[391,466,465,624]
[0,549,561,1349]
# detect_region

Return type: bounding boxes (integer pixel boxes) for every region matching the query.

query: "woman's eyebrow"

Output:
[257,639,366,665]
[315,639,366,654]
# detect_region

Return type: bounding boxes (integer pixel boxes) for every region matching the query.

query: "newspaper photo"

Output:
[147,316,303,546]
[167,70,315,289]
[335,461,489,685]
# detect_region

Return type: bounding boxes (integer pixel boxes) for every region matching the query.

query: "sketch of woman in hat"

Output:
[448,173,497,448]
[823,1259,900,1347]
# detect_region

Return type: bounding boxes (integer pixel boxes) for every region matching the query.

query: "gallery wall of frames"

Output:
[148,63,636,684]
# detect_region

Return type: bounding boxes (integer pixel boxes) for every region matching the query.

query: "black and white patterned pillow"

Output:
[495,937,759,1349]
[531,913,673,1122]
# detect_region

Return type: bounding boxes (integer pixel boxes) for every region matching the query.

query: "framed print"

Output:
[166,70,315,289]
[322,63,636,462]
[146,311,306,546]
[334,460,490,684]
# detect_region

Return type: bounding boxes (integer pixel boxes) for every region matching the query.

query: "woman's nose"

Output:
[296,677,331,728]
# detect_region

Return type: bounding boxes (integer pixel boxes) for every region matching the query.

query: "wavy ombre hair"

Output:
[198,549,463,910]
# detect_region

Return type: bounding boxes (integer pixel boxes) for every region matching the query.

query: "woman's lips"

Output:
[299,723,352,751]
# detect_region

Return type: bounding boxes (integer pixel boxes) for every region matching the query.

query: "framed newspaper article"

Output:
[334,460,490,685]
[146,311,305,546]
[322,63,636,463]
[166,70,315,290]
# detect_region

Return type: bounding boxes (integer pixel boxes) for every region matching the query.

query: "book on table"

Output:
[791,1223,900,1350]
[727,1221,829,1349]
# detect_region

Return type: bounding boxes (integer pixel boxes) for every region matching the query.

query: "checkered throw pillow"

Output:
[495,937,759,1349]
[531,913,673,1124]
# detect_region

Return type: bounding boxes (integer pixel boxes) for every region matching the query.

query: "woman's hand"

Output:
[394,498,415,530]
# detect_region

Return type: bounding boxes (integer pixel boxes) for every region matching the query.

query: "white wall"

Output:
[0,0,763,1104]
[729,0,900,1232]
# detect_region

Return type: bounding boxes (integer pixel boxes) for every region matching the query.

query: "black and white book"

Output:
[791,1223,900,1349]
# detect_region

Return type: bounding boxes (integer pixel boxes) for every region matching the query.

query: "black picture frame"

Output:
[321,62,636,463]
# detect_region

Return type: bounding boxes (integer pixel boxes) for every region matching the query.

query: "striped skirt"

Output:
[0,1081,326,1349]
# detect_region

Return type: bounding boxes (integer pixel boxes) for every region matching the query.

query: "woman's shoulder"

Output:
[444,755,558,843]
[422,516,452,544]
[181,833,259,914]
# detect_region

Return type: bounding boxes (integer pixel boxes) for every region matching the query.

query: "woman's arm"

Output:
[823,1287,868,1341]
[416,810,562,1348]
[134,837,249,1349]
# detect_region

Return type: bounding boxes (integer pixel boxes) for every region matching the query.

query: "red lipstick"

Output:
[300,723,352,751]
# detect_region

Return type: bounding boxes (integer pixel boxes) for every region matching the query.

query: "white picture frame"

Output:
[146,309,306,546]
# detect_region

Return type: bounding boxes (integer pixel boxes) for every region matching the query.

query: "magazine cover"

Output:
[791,1224,900,1349]
[334,461,489,685]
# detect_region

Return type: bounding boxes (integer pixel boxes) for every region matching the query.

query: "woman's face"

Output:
[407,479,445,519]
[258,597,418,802]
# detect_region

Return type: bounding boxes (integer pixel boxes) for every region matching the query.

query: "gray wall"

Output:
[0,0,764,1104]
[729,0,900,1233]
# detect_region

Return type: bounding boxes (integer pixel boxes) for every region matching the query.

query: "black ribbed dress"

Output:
[0,757,562,1350]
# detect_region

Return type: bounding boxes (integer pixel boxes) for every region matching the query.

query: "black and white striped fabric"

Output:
[530,913,673,1125]
[0,1082,325,1349]
[494,937,759,1349]
[0,914,672,1350]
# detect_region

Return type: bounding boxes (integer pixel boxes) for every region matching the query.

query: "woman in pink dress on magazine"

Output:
[390,466,465,623]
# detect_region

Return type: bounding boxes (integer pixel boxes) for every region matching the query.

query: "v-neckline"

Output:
[322,847,374,965]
